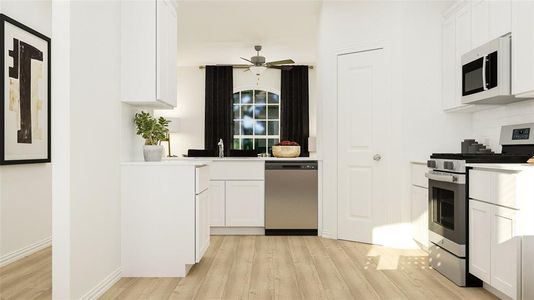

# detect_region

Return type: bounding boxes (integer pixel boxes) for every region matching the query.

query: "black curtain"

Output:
[204,66,233,156]
[281,66,309,157]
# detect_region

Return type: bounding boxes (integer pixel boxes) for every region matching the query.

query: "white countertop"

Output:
[165,157,320,162]
[122,156,320,166]
[466,163,534,171]
[121,160,208,167]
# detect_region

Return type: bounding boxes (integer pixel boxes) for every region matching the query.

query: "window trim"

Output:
[232,87,281,154]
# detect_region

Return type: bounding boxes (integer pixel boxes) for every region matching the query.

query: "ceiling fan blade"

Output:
[268,65,294,71]
[240,57,253,63]
[266,59,295,65]
[215,64,252,69]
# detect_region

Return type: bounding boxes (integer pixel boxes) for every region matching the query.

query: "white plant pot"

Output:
[143,145,164,162]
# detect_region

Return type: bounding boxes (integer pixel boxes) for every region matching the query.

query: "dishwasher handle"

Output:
[265,161,318,170]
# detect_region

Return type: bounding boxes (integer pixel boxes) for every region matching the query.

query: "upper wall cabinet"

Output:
[121,0,177,109]
[441,0,510,112]
[511,1,534,98]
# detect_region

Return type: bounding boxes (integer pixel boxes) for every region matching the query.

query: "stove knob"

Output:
[427,160,437,168]
[444,161,454,170]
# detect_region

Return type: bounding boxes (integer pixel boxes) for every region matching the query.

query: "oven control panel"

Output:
[427,159,466,173]
[500,123,534,145]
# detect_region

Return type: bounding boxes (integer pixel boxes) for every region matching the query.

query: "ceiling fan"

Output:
[224,45,295,75]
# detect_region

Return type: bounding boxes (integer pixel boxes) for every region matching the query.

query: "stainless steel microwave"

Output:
[461,34,514,105]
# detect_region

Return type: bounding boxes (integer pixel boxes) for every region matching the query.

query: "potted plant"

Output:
[134,111,170,162]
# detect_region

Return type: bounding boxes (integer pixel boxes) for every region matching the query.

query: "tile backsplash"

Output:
[472,99,534,153]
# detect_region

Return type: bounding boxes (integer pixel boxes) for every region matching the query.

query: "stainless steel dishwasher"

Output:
[265,161,318,235]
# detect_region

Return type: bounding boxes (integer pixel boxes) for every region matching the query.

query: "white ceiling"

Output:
[176,0,322,66]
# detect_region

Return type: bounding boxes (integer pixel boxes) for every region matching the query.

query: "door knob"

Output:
[373,154,382,161]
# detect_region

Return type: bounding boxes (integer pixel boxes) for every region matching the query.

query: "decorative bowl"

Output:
[272,145,301,158]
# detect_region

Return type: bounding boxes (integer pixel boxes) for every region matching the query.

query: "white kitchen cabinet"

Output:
[208,161,266,229]
[488,0,511,41]
[411,185,428,249]
[469,199,520,299]
[196,190,210,263]
[121,163,209,277]
[455,4,471,104]
[491,205,520,299]
[410,162,429,250]
[225,180,265,227]
[467,166,534,299]
[471,0,511,48]
[121,0,177,108]
[512,1,534,98]
[471,0,489,48]
[469,199,492,283]
[209,181,226,226]
[441,2,504,112]
[442,16,457,111]
[469,169,519,209]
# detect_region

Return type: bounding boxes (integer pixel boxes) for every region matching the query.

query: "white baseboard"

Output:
[483,282,513,300]
[0,236,51,267]
[211,227,265,235]
[81,267,122,300]
[321,230,337,240]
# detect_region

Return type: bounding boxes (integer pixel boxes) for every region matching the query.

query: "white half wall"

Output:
[52,1,122,298]
[0,0,52,265]
[157,67,317,157]
[317,1,472,244]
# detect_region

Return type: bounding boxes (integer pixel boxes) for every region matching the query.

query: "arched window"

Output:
[232,89,280,154]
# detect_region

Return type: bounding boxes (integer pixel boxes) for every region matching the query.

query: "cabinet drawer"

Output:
[196,165,209,194]
[411,163,429,188]
[469,169,518,209]
[469,169,493,202]
[210,161,265,181]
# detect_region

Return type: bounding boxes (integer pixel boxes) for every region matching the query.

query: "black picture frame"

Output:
[0,14,51,165]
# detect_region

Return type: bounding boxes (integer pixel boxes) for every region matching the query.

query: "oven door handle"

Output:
[425,172,458,183]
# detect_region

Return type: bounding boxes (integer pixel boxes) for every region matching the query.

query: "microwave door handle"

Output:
[482,55,488,91]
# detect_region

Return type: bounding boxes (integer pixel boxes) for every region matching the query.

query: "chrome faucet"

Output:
[217,139,224,158]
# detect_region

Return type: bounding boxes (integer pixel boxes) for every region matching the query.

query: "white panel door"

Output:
[209,181,226,226]
[491,206,520,299]
[337,48,390,244]
[469,200,491,283]
[225,181,265,227]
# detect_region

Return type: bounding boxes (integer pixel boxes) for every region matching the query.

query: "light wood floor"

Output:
[0,247,52,300]
[103,236,496,300]
[0,237,497,300]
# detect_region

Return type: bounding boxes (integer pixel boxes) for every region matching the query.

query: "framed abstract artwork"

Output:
[1,14,50,165]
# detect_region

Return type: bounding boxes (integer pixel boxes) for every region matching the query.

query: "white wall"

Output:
[157,67,317,157]
[317,1,472,243]
[0,0,52,265]
[52,1,123,298]
[471,100,534,152]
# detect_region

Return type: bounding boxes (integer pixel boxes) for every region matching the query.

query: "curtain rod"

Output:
[198,65,314,70]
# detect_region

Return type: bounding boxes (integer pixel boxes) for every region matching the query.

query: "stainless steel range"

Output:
[426,123,534,287]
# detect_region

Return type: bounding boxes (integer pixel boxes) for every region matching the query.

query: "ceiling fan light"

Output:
[250,66,267,76]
